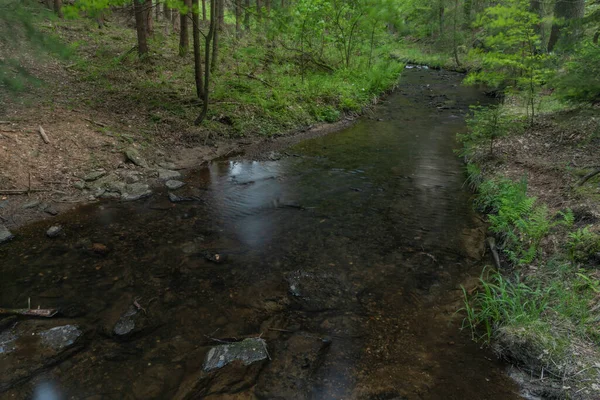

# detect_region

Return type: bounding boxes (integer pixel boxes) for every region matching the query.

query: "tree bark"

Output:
[195,0,216,125]
[155,0,160,20]
[172,9,180,32]
[202,0,207,21]
[179,0,191,56]
[192,0,204,98]
[133,0,149,56]
[244,0,250,31]
[218,0,224,29]
[211,0,220,71]
[145,0,154,36]
[235,0,242,37]
[548,0,586,52]
[53,0,63,18]
[257,0,262,22]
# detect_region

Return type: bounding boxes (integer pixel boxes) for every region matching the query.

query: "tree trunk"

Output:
[145,0,154,36]
[133,0,149,56]
[54,0,63,18]
[235,0,242,37]
[218,0,224,29]
[172,9,180,32]
[192,0,204,98]
[195,0,216,125]
[179,0,191,56]
[211,0,220,71]
[548,0,586,52]
[202,0,207,21]
[155,0,160,20]
[265,0,270,16]
[163,4,171,35]
[257,0,262,22]
[244,0,250,31]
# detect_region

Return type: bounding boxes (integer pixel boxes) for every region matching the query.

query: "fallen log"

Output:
[486,236,502,270]
[0,307,58,318]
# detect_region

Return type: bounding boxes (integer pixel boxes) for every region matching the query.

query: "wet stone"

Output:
[46,225,62,238]
[84,171,107,182]
[203,338,269,372]
[168,193,197,203]
[99,192,121,200]
[112,305,149,338]
[158,169,182,181]
[45,206,59,216]
[22,200,40,209]
[0,225,14,244]
[40,325,82,350]
[0,330,17,355]
[165,180,186,190]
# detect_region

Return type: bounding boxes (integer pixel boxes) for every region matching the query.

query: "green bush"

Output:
[553,41,600,104]
[567,226,600,263]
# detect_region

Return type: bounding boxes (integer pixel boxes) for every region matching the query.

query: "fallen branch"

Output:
[579,169,600,186]
[38,125,49,144]
[0,307,58,318]
[235,72,274,88]
[486,237,502,270]
[84,118,107,127]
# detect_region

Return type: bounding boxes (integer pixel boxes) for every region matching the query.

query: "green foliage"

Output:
[476,176,573,265]
[459,105,523,157]
[552,40,600,104]
[461,269,549,343]
[567,226,600,262]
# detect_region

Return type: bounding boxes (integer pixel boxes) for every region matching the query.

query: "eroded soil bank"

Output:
[0,68,522,399]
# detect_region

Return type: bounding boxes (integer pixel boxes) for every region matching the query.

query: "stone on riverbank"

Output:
[158,169,182,181]
[165,180,185,190]
[125,147,148,168]
[0,225,14,244]
[121,183,152,201]
[46,225,62,238]
[203,338,269,371]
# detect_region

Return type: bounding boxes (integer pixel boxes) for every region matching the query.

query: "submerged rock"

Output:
[113,305,139,337]
[165,180,186,190]
[39,325,82,350]
[0,225,14,244]
[46,225,62,238]
[203,338,269,372]
[168,193,198,203]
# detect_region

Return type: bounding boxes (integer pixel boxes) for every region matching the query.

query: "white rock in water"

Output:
[46,225,62,238]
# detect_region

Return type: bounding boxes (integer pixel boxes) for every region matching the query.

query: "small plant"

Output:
[567,226,600,263]
[461,268,549,343]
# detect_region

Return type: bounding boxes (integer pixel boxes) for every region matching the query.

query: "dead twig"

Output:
[234,72,274,88]
[578,168,600,186]
[38,125,49,144]
[84,118,107,128]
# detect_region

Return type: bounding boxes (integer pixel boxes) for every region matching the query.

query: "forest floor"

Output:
[0,14,402,230]
[468,98,600,399]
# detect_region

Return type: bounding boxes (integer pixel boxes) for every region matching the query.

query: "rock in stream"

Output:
[0,225,14,244]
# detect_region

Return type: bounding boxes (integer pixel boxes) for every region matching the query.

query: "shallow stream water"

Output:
[0,68,522,399]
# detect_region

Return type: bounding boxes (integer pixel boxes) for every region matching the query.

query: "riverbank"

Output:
[462,97,600,399]
[0,14,403,232]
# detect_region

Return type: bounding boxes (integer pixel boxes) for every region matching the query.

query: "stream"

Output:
[0,68,522,399]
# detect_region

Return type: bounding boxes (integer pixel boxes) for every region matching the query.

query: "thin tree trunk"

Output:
[452,0,460,66]
[257,0,262,22]
[172,9,180,32]
[244,0,250,31]
[195,0,216,125]
[202,0,207,21]
[145,0,154,36]
[265,0,270,16]
[192,0,204,98]
[179,0,191,56]
[54,0,63,18]
[235,0,242,37]
[211,0,220,72]
[133,0,149,56]
[155,0,160,20]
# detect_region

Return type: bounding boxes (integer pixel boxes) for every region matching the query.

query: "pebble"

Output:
[46,225,62,238]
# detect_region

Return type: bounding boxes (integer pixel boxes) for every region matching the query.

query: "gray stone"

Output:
[45,207,59,216]
[125,148,148,168]
[22,200,40,209]
[120,170,142,184]
[158,169,182,181]
[168,193,198,203]
[92,187,106,198]
[99,192,121,200]
[73,181,86,190]
[46,225,62,238]
[0,225,14,244]
[203,338,269,372]
[158,162,177,170]
[40,325,82,350]
[165,180,186,190]
[121,183,152,201]
[84,171,107,182]
[0,330,17,354]
[113,306,139,336]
